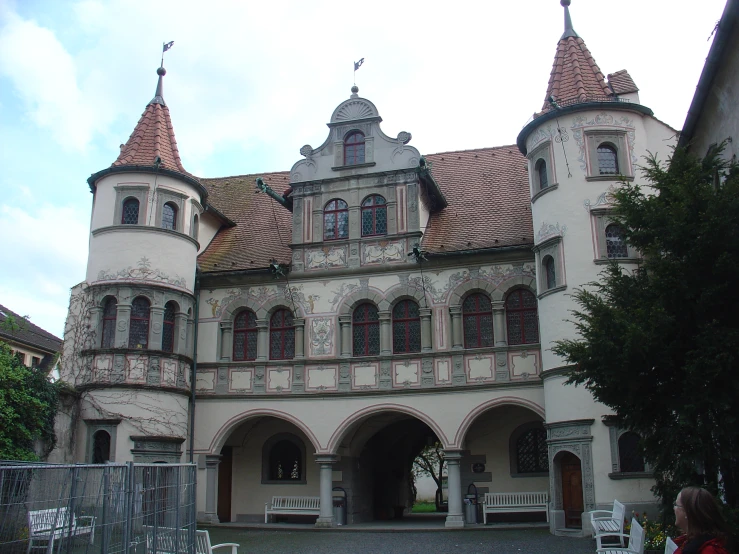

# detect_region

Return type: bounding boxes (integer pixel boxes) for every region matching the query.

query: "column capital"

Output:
[449,305,462,316]
[378,310,391,321]
[491,300,505,312]
[338,315,352,325]
[205,454,222,467]
[419,307,432,318]
[314,454,338,465]
[150,305,165,314]
[219,321,233,330]
[293,317,305,328]
[443,450,464,461]
[256,319,269,329]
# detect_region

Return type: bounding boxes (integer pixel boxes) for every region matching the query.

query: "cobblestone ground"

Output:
[205,527,594,554]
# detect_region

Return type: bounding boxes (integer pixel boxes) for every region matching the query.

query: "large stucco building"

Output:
[56,0,692,533]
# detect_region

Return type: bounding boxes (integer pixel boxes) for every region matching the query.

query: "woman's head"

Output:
[674,487,728,538]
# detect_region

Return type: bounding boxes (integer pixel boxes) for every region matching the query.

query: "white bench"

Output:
[27,507,95,553]
[591,499,627,546]
[597,517,645,554]
[264,496,321,523]
[482,492,549,524]
[147,528,239,554]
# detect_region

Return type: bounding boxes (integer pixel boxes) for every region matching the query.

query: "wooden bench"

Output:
[27,507,95,553]
[147,528,239,554]
[591,499,626,546]
[596,517,644,554]
[264,496,321,523]
[482,492,549,524]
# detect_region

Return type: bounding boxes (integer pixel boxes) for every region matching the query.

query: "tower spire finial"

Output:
[150,41,174,107]
[560,0,579,40]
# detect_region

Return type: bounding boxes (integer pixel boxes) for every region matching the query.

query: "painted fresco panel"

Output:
[161,359,177,386]
[230,368,253,392]
[352,363,378,390]
[196,370,215,392]
[393,360,420,387]
[435,358,452,385]
[309,317,334,356]
[267,368,291,392]
[306,365,338,392]
[510,351,539,380]
[466,354,495,383]
[126,354,147,383]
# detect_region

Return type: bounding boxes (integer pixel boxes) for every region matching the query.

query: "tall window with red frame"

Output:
[101,297,117,348]
[506,289,539,345]
[269,309,295,360]
[462,293,493,348]
[323,199,349,241]
[352,303,380,356]
[233,309,258,361]
[361,195,387,236]
[344,131,365,165]
[162,301,177,353]
[392,300,421,353]
[128,296,150,349]
[122,197,139,224]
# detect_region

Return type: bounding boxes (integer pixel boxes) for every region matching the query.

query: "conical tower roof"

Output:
[541,0,612,112]
[112,66,190,175]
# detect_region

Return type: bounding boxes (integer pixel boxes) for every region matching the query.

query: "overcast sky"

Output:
[0,0,727,338]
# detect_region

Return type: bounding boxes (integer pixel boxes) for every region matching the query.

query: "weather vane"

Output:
[161,40,174,67]
[353,58,364,85]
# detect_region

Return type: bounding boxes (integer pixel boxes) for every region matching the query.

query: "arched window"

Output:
[162,202,177,231]
[129,296,150,349]
[92,430,111,464]
[162,301,177,353]
[543,256,556,290]
[192,214,199,240]
[344,131,365,165]
[536,159,548,189]
[516,426,549,473]
[122,198,139,225]
[361,195,387,237]
[392,300,421,353]
[324,199,349,241]
[352,303,380,357]
[462,293,493,348]
[101,297,117,348]
[263,435,305,483]
[506,289,539,345]
[233,310,258,361]
[605,223,628,258]
[597,144,619,175]
[618,432,645,472]
[269,309,295,360]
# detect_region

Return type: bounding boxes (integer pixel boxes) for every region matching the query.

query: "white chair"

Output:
[665,537,678,554]
[196,529,239,554]
[596,518,645,554]
[592,499,627,547]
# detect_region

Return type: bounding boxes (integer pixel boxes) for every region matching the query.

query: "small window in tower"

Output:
[162,301,177,353]
[162,202,177,231]
[597,144,619,175]
[536,159,548,190]
[192,214,199,240]
[543,256,556,290]
[129,296,150,349]
[122,198,140,225]
[92,430,111,464]
[344,131,365,165]
[101,297,117,348]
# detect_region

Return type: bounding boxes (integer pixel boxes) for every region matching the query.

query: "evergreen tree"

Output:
[553,145,739,509]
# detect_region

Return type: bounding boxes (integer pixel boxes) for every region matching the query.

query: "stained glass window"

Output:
[233,310,258,361]
[324,199,349,241]
[269,440,302,481]
[344,131,365,165]
[162,301,176,353]
[544,256,556,290]
[537,159,548,189]
[128,297,150,349]
[506,289,539,345]
[162,202,177,231]
[353,303,380,356]
[392,300,421,353]
[92,430,111,464]
[605,224,628,258]
[361,195,387,237]
[269,309,294,360]
[122,198,139,224]
[101,297,117,348]
[618,432,645,472]
[462,293,493,348]
[597,144,619,175]
[516,427,549,473]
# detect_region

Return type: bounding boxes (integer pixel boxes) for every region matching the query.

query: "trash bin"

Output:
[332,486,347,525]
[464,499,478,524]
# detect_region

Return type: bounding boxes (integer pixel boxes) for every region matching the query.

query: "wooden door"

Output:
[217,446,233,522]
[560,452,583,528]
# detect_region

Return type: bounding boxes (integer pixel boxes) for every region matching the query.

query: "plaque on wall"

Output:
[472,463,485,474]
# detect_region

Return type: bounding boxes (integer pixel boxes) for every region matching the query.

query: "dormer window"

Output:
[344,131,365,165]
[361,195,387,237]
[324,199,349,240]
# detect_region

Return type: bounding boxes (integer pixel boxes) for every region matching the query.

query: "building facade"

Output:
[57,1,682,533]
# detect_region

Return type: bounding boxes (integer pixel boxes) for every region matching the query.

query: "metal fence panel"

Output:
[0,462,196,554]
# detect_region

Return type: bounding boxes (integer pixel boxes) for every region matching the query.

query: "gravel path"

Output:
[205,527,594,554]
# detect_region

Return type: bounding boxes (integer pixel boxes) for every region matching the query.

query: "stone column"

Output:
[90,305,103,348]
[149,306,165,350]
[315,454,337,527]
[256,319,269,362]
[115,303,131,348]
[203,455,221,524]
[492,301,507,347]
[185,314,194,357]
[348,207,361,240]
[379,311,392,355]
[444,450,465,528]
[419,308,433,352]
[174,312,188,354]
[339,316,352,357]
[219,321,233,361]
[294,318,305,359]
[449,306,464,350]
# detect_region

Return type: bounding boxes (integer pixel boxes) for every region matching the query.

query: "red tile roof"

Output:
[198,145,532,273]
[607,69,639,95]
[542,36,612,111]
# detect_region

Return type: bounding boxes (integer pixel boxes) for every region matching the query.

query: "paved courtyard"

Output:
[205,527,594,554]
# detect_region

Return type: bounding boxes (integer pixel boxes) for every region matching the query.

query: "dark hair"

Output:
[680,487,728,540]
